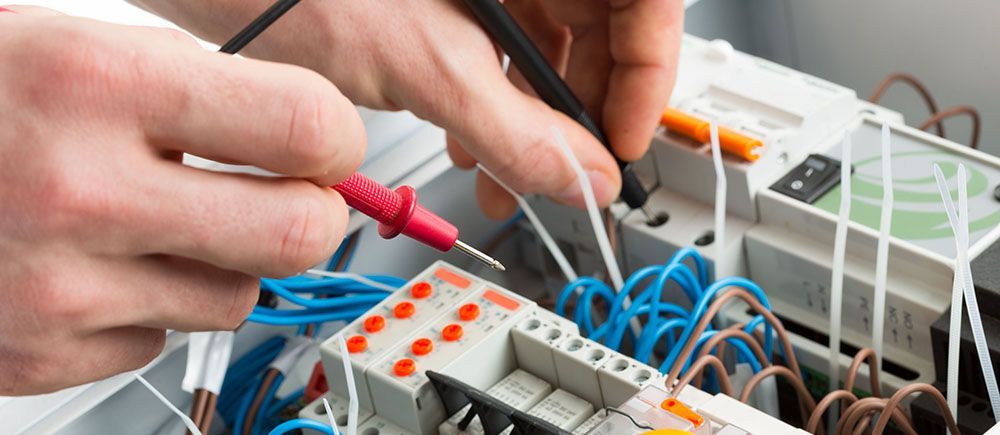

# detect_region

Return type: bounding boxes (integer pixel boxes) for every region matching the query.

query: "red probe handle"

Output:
[332,173,459,252]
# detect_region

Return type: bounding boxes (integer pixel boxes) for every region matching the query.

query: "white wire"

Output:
[709,122,727,277]
[337,336,358,435]
[828,132,852,394]
[871,123,892,370]
[133,374,202,435]
[934,163,965,417]
[322,397,342,435]
[476,163,579,283]
[549,125,624,291]
[304,269,398,293]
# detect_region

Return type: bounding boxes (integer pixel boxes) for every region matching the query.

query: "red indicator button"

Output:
[394,358,416,377]
[411,338,433,356]
[393,302,415,319]
[410,282,433,299]
[363,315,385,333]
[442,324,463,342]
[346,335,368,353]
[458,303,480,321]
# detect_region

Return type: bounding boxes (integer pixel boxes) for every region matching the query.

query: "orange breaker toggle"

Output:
[660,108,763,162]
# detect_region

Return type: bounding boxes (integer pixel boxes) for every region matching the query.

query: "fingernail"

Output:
[556,170,616,207]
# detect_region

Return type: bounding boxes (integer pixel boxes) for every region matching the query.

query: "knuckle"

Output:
[220,274,258,330]
[29,23,130,101]
[21,270,88,326]
[275,192,338,273]
[285,78,366,177]
[34,165,107,234]
[495,133,560,193]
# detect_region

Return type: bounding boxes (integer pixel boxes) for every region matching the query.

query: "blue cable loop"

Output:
[266,388,305,417]
[744,314,778,362]
[600,263,701,348]
[248,307,373,325]
[260,281,386,309]
[686,330,763,373]
[268,418,336,435]
[660,276,772,374]
[634,317,688,364]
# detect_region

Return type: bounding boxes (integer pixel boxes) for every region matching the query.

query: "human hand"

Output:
[136,0,683,218]
[0,6,364,395]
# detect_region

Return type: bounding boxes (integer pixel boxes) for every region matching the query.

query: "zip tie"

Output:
[549,125,623,290]
[871,122,893,370]
[268,335,313,375]
[304,270,398,293]
[709,122,727,278]
[828,131,852,394]
[322,397,342,435]
[477,163,579,283]
[934,163,1000,417]
[337,336,359,435]
[134,373,202,435]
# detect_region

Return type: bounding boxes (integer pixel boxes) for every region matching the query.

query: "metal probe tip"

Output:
[453,239,506,272]
[640,205,658,224]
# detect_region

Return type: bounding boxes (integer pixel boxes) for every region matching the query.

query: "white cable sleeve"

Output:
[183,331,234,395]
[323,397,342,435]
[709,122,727,277]
[134,373,202,435]
[828,132,852,394]
[476,163,579,283]
[549,125,624,291]
[268,335,313,375]
[872,123,893,369]
[304,270,398,293]
[337,336,359,435]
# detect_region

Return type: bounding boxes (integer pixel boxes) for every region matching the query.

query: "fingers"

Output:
[602,0,684,160]
[0,5,62,16]
[446,134,477,169]
[1,327,165,395]
[135,46,367,186]
[108,256,259,332]
[126,163,347,278]
[476,170,519,219]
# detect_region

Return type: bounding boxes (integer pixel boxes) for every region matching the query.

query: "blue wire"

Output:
[743,314,777,362]
[266,388,305,417]
[234,376,263,432]
[253,373,286,435]
[687,331,763,373]
[660,277,772,373]
[634,317,689,364]
[259,281,387,309]
[269,418,336,435]
[248,307,372,325]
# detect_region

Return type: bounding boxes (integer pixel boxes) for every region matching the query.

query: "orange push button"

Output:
[394,302,415,319]
[346,335,368,353]
[363,315,385,333]
[442,324,463,342]
[393,358,416,377]
[411,338,433,356]
[458,303,480,321]
[410,282,433,299]
[660,398,704,427]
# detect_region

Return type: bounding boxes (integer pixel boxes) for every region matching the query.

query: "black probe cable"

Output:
[218,0,301,54]
[460,0,657,222]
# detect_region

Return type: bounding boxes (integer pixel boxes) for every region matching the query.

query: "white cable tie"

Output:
[709,122,727,277]
[268,335,313,376]
[338,336,359,435]
[134,373,202,435]
[323,397,342,435]
[476,163,579,283]
[828,131,852,394]
[871,122,892,370]
[934,163,965,417]
[303,270,398,293]
[548,125,623,290]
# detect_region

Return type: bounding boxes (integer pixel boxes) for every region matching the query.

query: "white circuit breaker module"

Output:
[300,261,808,434]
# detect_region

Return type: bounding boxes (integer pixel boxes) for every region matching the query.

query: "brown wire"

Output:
[662,288,800,390]
[670,355,733,397]
[689,327,769,388]
[739,365,817,424]
[187,389,208,435]
[868,72,945,136]
[199,392,218,434]
[835,397,888,435]
[242,369,281,435]
[872,383,960,435]
[918,105,981,149]
[843,347,881,398]
[807,390,858,433]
